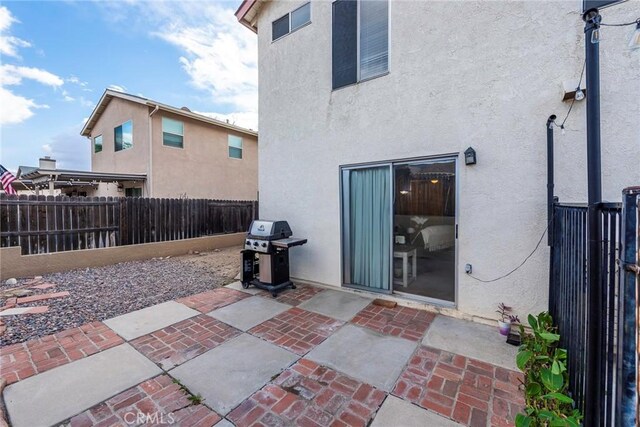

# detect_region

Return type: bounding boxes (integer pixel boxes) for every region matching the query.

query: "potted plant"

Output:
[496,303,514,336]
[506,314,521,345]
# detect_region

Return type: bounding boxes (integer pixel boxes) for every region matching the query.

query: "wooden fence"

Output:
[0,195,258,255]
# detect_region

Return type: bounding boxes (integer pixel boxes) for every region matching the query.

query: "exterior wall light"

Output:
[430,179,439,184]
[630,21,640,51]
[464,147,477,165]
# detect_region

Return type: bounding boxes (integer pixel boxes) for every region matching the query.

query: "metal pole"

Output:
[617,187,639,427]
[583,8,603,426]
[547,115,557,247]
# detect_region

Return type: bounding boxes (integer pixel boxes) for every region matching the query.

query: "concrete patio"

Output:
[0,283,523,427]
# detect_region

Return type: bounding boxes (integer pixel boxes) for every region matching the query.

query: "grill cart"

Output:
[241,220,307,297]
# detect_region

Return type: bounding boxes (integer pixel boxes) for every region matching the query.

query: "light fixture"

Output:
[630,21,640,51]
[464,147,477,165]
[591,27,601,44]
[574,88,585,101]
[430,179,439,184]
[400,190,409,195]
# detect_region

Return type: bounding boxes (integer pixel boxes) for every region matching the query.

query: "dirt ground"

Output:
[179,245,241,279]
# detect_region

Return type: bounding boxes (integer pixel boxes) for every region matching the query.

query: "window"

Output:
[114,120,133,151]
[332,0,388,89]
[94,135,103,153]
[228,135,243,159]
[125,187,142,197]
[162,117,184,148]
[272,2,311,41]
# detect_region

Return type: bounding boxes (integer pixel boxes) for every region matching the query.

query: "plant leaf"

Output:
[539,332,560,342]
[541,368,564,392]
[552,361,561,375]
[528,314,538,330]
[515,413,532,427]
[543,392,574,404]
[516,350,533,370]
[526,382,542,397]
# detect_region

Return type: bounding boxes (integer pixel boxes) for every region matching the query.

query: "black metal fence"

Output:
[549,189,639,425]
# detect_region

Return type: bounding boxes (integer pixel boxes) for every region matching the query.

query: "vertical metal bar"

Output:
[547,115,556,247]
[583,8,603,425]
[617,188,639,426]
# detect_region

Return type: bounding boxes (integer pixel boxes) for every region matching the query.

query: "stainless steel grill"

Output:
[241,220,307,297]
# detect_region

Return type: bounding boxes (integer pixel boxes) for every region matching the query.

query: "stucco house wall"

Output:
[86,96,258,200]
[254,0,640,321]
[150,111,258,200]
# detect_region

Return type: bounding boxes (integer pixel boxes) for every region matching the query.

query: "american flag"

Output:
[0,164,17,195]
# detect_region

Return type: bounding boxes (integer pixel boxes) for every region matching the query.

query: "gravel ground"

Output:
[0,246,242,346]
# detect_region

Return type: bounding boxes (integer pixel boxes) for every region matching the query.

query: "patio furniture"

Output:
[393,245,417,288]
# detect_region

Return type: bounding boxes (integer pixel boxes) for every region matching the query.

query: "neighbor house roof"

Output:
[235,0,262,32]
[80,89,258,138]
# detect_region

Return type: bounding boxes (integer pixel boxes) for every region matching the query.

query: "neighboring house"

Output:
[236,1,640,321]
[80,89,258,200]
[15,157,146,197]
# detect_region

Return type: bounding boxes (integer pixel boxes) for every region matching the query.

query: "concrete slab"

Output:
[306,324,417,391]
[297,289,371,321]
[0,306,48,316]
[104,301,199,340]
[371,395,462,427]
[207,296,289,331]
[4,344,161,427]
[225,281,263,295]
[422,315,518,371]
[170,333,298,415]
[215,419,235,427]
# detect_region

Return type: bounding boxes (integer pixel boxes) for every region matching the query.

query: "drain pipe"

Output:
[546,114,556,247]
[148,104,160,197]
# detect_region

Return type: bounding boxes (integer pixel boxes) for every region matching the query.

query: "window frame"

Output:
[161,117,184,149]
[114,120,133,152]
[272,2,311,42]
[94,134,103,153]
[332,0,390,90]
[228,135,243,160]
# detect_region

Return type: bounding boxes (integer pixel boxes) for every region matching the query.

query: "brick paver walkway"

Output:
[259,284,324,306]
[130,315,242,370]
[176,288,250,313]
[393,346,524,426]
[248,307,343,355]
[351,303,436,341]
[228,359,386,427]
[69,375,221,427]
[2,283,526,427]
[0,321,123,384]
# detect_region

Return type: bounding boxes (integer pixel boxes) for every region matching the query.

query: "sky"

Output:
[0,0,257,172]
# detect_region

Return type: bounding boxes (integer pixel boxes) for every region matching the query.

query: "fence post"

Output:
[617,187,639,426]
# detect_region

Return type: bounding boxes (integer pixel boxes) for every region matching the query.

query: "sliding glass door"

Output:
[341,157,457,305]
[341,165,392,292]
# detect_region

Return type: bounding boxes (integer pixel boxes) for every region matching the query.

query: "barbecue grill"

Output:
[241,220,307,297]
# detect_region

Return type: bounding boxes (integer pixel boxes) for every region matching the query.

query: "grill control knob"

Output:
[261,243,267,247]
[253,241,258,246]
[245,240,250,245]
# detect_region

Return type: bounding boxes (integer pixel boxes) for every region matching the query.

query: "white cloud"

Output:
[195,110,257,131]
[0,6,30,58]
[0,64,64,87]
[0,87,48,125]
[108,84,126,93]
[41,129,90,170]
[107,1,258,129]
[62,89,75,102]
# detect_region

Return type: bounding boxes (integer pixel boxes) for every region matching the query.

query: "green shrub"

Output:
[515,312,583,427]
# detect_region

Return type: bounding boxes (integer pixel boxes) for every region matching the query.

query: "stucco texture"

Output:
[255,1,640,321]
[88,98,258,200]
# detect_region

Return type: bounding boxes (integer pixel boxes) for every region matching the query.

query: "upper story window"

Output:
[114,120,133,152]
[162,117,184,148]
[228,135,243,159]
[332,0,389,89]
[272,2,311,41]
[94,135,103,153]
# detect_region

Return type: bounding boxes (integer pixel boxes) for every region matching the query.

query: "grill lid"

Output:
[247,220,293,240]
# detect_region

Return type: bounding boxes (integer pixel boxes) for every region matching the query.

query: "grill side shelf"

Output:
[271,238,308,249]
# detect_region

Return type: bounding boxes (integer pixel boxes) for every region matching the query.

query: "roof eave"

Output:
[235,0,258,33]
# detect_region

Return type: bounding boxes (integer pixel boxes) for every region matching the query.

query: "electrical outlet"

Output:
[465,264,472,274]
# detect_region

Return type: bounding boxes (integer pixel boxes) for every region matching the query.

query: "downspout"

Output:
[148,104,160,197]
[546,114,556,247]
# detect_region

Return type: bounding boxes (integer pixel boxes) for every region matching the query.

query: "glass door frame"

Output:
[339,154,459,307]
[340,163,394,294]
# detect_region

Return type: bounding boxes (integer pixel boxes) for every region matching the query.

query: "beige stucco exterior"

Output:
[249,0,640,322]
[85,95,258,200]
